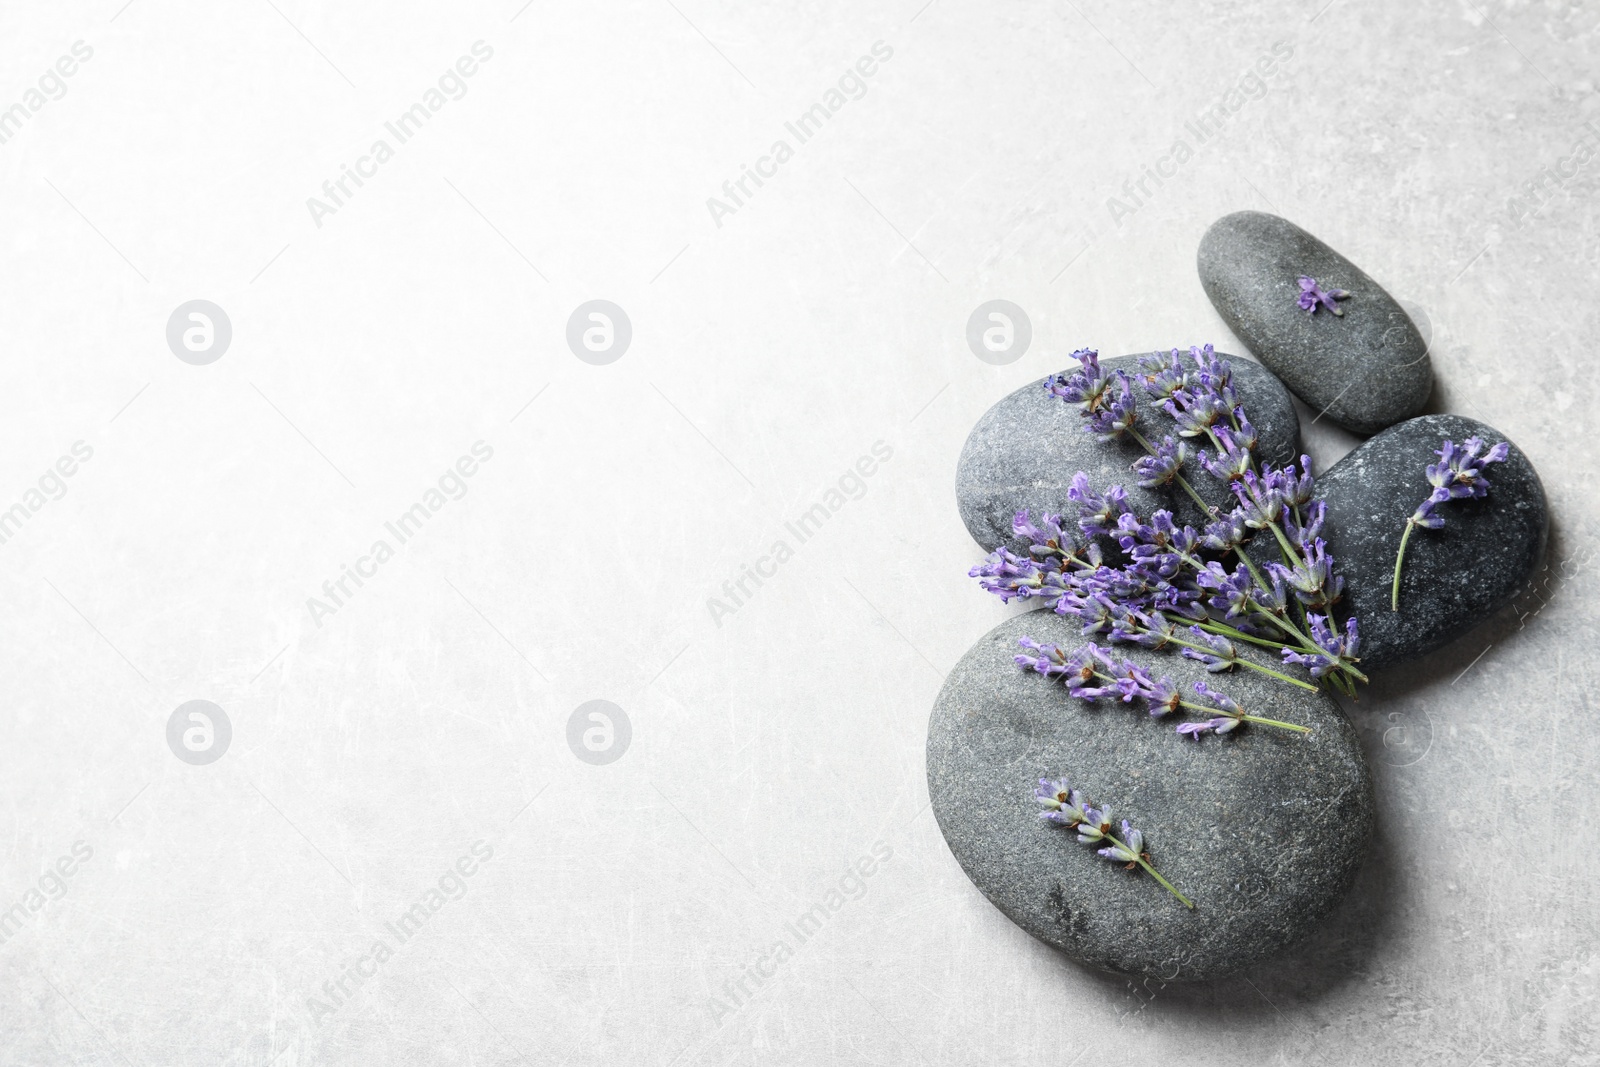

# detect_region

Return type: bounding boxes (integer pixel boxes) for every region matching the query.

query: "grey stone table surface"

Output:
[1,4,1597,1067]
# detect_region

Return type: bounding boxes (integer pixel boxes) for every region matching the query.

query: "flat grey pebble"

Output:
[1317,413,1548,671]
[927,609,1374,981]
[955,353,1299,554]
[1198,211,1432,435]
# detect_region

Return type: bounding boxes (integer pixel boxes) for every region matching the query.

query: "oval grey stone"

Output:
[955,353,1299,553]
[927,609,1373,981]
[1197,211,1432,435]
[1317,413,1548,671]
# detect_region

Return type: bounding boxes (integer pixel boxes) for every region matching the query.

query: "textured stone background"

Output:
[0,2,1595,1064]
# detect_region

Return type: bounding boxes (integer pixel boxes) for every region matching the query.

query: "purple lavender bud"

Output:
[1192,680,1241,715]
[1180,626,1239,672]
[1176,716,1236,740]
[1044,349,1109,411]
[1285,499,1327,549]
[1280,456,1316,508]
[1098,822,1143,863]
[1076,807,1113,844]
[1137,349,1190,400]
[1086,371,1139,442]
[1201,509,1250,552]
[1163,390,1230,438]
[1134,435,1189,488]
[1146,676,1184,716]
[1280,612,1358,678]
[1190,344,1233,395]
[1420,436,1508,515]
[1197,561,1256,619]
[1068,474,1130,538]
[1297,276,1350,316]
[1233,469,1287,529]
[1266,538,1343,608]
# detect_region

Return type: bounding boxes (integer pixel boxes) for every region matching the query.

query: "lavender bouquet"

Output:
[970,345,1367,738]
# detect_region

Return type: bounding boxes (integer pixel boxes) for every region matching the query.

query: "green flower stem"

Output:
[1177,642,1319,691]
[1174,697,1310,734]
[1240,713,1313,733]
[1268,520,1305,568]
[1195,620,1285,651]
[1106,834,1194,909]
[1231,660,1320,692]
[1390,519,1417,611]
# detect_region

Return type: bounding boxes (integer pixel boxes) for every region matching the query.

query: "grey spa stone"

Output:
[1198,211,1432,435]
[927,609,1373,981]
[1316,413,1548,671]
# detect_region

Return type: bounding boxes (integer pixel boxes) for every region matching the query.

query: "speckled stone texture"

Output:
[1317,414,1548,671]
[1198,211,1432,435]
[927,609,1373,981]
[955,353,1299,553]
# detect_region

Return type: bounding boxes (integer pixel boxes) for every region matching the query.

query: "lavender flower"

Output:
[987,342,1369,697]
[1015,638,1310,735]
[1284,498,1327,551]
[1180,627,1239,672]
[1266,537,1343,610]
[1086,371,1139,442]
[1297,276,1350,316]
[1044,348,1111,411]
[1163,388,1231,438]
[1136,349,1190,401]
[1176,717,1236,739]
[1097,821,1145,864]
[1031,776,1193,908]
[1134,435,1189,488]
[1391,437,1510,610]
[1069,473,1130,538]
[1280,613,1361,678]
[1033,777,1091,827]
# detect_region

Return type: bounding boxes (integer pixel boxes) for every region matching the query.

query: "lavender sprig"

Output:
[1297,276,1350,316]
[1391,437,1510,610]
[1015,639,1312,734]
[1034,777,1193,909]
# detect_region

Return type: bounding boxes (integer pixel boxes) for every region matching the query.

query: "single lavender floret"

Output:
[1297,275,1350,316]
[1391,437,1510,610]
[1031,777,1193,908]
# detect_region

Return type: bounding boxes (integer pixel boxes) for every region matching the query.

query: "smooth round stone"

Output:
[1197,211,1432,435]
[927,610,1373,981]
[1316,413,1548,671]
[955,353,1300,553]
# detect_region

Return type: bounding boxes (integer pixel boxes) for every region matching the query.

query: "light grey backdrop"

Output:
[1,1,1595,1064]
